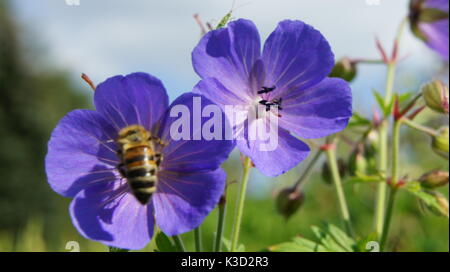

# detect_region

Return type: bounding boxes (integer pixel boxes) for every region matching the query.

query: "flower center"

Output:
[257,86,283,112]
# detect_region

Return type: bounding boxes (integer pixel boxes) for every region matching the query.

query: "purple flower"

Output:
[192,19,352,177]
[45,73,234,249]
[409,0,449,60]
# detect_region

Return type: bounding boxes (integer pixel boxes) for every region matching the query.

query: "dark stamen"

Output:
[259,98,283,112]
[258,86,276,94]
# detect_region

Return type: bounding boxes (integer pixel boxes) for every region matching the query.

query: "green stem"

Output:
[214,197,227,252]
[394,18,408,49]
[374,63,396,241]
[375,59,399,238]
[293,149,323,189]
[384,63,397,106]
[172,235,186,252]
[325,143,354,238]
[380,120,402,251]
[194,227,202,252]
[402,118,439,137]
[380,189,397,251]
[374,17,407,238]
[391,121,401,185]
[375,122,388,238]
[230,156,252,252]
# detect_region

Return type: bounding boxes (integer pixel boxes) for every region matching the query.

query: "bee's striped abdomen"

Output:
[123,146,158,205]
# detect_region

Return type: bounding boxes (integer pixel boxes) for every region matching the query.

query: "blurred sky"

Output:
[11,0,446,109]
[9,0,447,194]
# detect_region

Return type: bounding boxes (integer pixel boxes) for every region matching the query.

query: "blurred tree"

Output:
[0,0,88,247]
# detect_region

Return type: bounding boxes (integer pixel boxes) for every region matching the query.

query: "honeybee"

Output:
[116,125,163,205]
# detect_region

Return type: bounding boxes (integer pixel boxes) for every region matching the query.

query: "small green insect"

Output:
[216,12,233,29]
[216,0,250,29]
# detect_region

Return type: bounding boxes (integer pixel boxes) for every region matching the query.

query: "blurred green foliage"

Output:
[0,0,88,251]
[0,1,448,252]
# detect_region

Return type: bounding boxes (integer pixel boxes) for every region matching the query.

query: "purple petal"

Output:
[45,109,120,197]
[193,77,249,106]
[192,19,261,100]
[425,0,449,12]
[153,168,226,235]
[158,93,235,172]
[94,72,169,131]
[278,78,352,139]
[238,128,310,177]
[70,182,154,250]
[420,20,449,60]
[262,20,334,96]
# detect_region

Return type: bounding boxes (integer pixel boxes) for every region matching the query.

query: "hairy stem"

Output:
[402,118,439,137]
[230,156,252,252]
[381,120,402,250]
[391,121,401,185]
[325,143,354,238]
[374,17,407,238]
[293,149,323,189]
[381,189,398,251]
[375,120,389,238]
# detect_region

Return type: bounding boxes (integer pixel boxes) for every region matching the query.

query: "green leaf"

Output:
[384,97,395,116]
[404,182,449,218]
[108,246,129,252]
[312,225,348,252]
[268,224,356,252]
[373,90,386,110]
[155,231,178,252]
[398,92,413,103]
[373,90,394,116]
[348,113,371,128]
[221,237,245,252]
[269,236,328,252]
[325,224,355,252]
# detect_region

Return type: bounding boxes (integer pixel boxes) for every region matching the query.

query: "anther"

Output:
[259,98,283,112]
[258,86,276,94]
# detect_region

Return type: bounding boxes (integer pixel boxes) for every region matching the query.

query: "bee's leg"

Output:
[117,163,126,178]
[149,136,167,147]
[154,153,163,166]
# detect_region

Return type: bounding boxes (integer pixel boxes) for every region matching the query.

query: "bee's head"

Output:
[117,125,149,144]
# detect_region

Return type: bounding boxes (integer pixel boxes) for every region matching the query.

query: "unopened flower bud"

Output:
[432,127,449,159]
[419,170,449,188]
[322,159,347,185]
[367,130,380,151]
[348,145,368,176]
[420,191,449,218]
[329,58,357,82]
[422,80,449,114]
[276,187,305,220]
